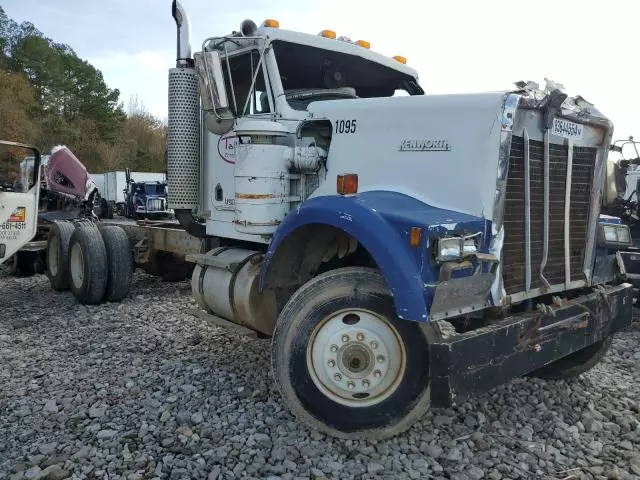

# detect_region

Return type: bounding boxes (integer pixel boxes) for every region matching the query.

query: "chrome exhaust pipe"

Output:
[172,0,193,67]
[168,0,200,214]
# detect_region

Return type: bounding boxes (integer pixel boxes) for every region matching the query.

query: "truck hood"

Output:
[307,91,507,220]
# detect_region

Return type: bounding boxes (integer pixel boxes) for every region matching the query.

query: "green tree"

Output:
[118,95,167,172]
[0,6,165,175]
[0,71,38,142]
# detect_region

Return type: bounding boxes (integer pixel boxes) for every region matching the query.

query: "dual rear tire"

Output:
[46,221,132,304]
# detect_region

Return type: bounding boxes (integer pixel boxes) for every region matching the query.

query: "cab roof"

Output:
[212,25,420,82]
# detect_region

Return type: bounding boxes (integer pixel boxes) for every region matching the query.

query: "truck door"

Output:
[0,141,42,264]
[203,48,274,236]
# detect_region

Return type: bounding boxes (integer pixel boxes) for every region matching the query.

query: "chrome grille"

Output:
[502,135,596,294]
[147,198,164,212]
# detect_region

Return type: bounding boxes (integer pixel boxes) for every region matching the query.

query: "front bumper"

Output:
[137,204,167,214]
[429,282,633,407]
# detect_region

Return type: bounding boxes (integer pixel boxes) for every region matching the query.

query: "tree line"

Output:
[0,6,166,178]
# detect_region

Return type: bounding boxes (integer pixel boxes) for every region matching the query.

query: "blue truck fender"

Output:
[260,195,428,321]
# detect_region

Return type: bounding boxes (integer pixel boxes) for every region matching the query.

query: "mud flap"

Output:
[429,282,633,408]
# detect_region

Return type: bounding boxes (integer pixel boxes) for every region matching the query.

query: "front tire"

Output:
[271,267,431,440]
[530,336,613,380]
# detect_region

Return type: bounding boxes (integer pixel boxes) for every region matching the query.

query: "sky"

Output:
[3,0,639,148]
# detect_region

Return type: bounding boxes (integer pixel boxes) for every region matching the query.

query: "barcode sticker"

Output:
[552,118,584,140]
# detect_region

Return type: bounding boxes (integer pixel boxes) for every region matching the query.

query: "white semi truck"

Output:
[161,1,633,438]
[31,2,634,440]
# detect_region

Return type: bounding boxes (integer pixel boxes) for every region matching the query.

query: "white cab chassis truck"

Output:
[0,141,42,265]
[167,1,633,439]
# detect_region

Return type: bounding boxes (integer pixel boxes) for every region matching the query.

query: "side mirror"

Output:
[194,50,234,135]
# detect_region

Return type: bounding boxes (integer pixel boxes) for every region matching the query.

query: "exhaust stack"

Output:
[172,0,193,67]
[167,0,201,218]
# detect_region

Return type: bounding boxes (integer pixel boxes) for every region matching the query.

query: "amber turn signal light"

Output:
[337,174,358,195]
[410,227,422,247]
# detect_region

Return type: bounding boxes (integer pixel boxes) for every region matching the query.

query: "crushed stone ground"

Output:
[1,269,639,480]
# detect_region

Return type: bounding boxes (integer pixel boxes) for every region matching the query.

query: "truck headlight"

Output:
[598,223,632,248]
[436,234,480,262]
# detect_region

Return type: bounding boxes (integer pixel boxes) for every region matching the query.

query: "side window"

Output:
[221,50,271,117]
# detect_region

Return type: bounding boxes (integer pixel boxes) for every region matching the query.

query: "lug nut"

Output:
[370,341,378,349]
[356,333,365,341]
[341,334,350,343]
[330,345,338,353]
[328,359,335,367]
[362,379,370,388]
[347,381,355,389]
[377,355,385,363]
[334,373,342,381]
[374,370,382,378]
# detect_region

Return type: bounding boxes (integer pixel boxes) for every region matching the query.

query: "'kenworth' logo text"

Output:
[399,139,451,152]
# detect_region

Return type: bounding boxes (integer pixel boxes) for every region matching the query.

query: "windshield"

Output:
[220,49,270,117]
[144,183,165,195]
[272,40,423,110]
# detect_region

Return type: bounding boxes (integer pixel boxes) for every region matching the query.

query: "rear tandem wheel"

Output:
[46,220,75,290]
[67,227,108,304]
[99,226,133,302]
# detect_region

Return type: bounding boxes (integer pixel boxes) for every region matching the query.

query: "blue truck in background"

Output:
[123,168,170,220]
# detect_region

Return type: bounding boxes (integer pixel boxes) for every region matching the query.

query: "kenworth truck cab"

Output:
[167,1,633,439]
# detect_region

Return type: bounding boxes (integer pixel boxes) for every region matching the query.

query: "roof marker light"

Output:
[356,40,370,49]
[319,29,337,39]
[263,19,280,28]
[393,55,407,64]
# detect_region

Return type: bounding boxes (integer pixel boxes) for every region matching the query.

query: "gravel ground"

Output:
[1,269,640,480]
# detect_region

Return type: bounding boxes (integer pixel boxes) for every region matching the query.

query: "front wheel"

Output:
[271,267,431,440]
[530,336,613,380]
